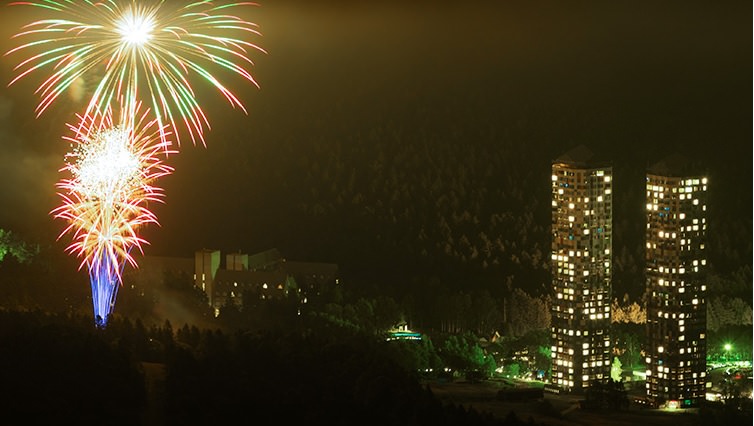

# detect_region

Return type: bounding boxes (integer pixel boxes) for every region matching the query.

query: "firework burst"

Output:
[6,0,265,146]
[52,102,174,326]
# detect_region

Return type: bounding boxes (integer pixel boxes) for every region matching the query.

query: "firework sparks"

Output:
[6,1,265,146]
[52,102,174,326]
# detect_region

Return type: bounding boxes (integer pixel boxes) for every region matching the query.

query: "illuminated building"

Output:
[202,248,338,316]
[645,156,708,407]
[550,145,612,393]
[195,249,221,309]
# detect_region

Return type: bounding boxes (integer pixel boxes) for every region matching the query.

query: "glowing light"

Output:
[6,1,265,146]
[117,10,155,46]
[52,102,174,327]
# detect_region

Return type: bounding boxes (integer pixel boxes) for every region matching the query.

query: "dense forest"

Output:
[0,309,556,426]
[1,103,751,347]
[166,106,752,331]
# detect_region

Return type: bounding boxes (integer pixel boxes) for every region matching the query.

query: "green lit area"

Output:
[387,331,422,341]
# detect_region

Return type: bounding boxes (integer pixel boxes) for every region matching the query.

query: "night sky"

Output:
[0,0,750,265]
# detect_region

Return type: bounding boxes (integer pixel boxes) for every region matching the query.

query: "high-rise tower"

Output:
[645,156,708,407]
[550,145,613,393]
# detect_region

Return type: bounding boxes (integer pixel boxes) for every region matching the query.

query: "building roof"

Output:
[648,154,705,178]
[553,144,610,168]
[248,248,283,270]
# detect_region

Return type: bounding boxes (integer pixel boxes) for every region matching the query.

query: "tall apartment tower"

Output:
[550,145,613,393]
[645,157,708,407]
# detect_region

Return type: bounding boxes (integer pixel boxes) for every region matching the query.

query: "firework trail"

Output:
[52,101,174,327]
[6,1,265,146]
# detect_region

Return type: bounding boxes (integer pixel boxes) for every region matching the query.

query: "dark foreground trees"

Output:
[0,310,145,425]
[0,310,545,426]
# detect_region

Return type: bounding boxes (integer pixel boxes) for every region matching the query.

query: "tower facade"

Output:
[645,159,708,407]
[550,146,613,393]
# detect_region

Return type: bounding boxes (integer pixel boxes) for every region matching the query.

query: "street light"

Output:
[723,343,732,364]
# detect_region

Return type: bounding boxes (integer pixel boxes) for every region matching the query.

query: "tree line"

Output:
[0,309,553,426]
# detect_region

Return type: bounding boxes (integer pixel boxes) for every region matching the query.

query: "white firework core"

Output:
[73,126,140,202]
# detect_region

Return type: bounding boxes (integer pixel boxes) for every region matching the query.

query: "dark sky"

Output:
[0,0,750,260]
